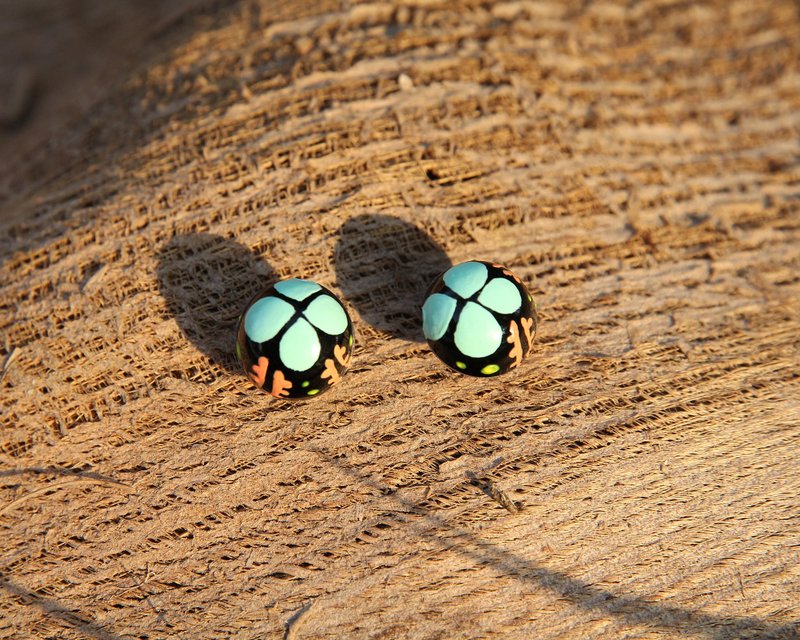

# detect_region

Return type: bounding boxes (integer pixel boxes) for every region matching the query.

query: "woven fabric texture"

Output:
[1,1,799,638]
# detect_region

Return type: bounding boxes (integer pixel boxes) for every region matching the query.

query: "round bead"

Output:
[422,261,537,376]
[236,278,355,398]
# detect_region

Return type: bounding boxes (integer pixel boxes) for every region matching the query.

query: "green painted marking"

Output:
[279,317,320,372]
[477,277,521,314]
[305,294,348,335]
[349,334,354,346]
[454,301,502,358]
[274,278,321,301]
[455,361,467,370]
[422,293,457,341]
[235,341,243,360]
[443,261,488,298]
[307,388,320,396]
[481,363,500,375]
[302,380,310,388]
[244,296,294,342]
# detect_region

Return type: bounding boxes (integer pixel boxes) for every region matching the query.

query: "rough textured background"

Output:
[1,1,799,638]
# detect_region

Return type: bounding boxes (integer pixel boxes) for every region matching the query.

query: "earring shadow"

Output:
[156,233,274,374]
[333,214,451,342]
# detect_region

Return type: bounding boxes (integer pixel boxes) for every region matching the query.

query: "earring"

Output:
[236,278,355,398]
[421,261,536,376]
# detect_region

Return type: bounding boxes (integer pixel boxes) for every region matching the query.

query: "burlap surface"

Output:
[1,1,799,638]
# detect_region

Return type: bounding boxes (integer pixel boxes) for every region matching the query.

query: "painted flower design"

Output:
[243,279,348,372]
[422,261,523,359]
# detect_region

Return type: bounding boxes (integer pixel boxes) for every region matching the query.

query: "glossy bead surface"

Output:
[422,261,536,376]
[236,278,354,398]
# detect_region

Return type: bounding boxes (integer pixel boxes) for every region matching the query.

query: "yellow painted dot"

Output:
[307,388,320,395]
[301,380,310,388]
[235,342,243,360]
[528,294,533,302]
[481,364,500,375]
[349,334,354,346]
[455,361,467,370]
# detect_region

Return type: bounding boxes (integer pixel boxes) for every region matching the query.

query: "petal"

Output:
[244,296,295,343]
[443,262,489,298]
[274,278,321,301]
[279,317,321,372]
[454,301,502,358]
[422,293,457,341]
[304,294,348,335]
[477,277,522,314]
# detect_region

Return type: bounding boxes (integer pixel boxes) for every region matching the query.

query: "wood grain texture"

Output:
[1,1,799,638]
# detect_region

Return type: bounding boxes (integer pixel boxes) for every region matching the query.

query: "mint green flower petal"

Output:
[443,262,488,298]
[274,278,322,301]
[422,293,457,341]
[280,318,321,371]
[244,296,295,342]
[478,277,522,314]
[454,301,502,358]
[304,294,348,335]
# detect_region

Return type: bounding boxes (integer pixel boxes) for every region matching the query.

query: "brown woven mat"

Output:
[1,1,799,638]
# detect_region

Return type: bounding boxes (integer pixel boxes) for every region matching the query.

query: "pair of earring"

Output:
[235,260,537,399]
